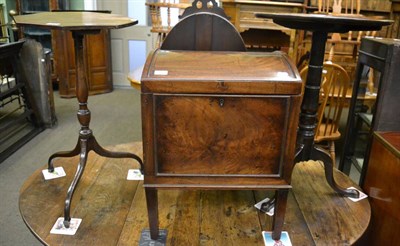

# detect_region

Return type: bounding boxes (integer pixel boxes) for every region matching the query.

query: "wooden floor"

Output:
[19,142,370,245]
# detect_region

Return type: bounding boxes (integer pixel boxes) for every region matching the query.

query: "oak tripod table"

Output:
[255,13,392,198]
[14,12,143,227]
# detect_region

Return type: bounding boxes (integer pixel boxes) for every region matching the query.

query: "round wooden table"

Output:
[20,142,370,245]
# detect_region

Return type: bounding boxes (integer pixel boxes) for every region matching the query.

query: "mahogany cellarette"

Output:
[141,50,302,240]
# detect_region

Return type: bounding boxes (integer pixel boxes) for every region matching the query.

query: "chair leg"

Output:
[329,140,336,167]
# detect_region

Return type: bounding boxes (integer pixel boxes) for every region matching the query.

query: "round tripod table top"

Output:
[19,142,370,245]
[14,11,138,31]
[256,12,393,33]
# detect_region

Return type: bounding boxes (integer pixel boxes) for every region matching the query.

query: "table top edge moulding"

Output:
[14,12,138,30]
[255,13,393,32]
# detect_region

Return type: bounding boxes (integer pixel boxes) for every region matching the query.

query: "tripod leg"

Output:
[311,146,359,198]
[91,137,144,172]
[63,138,89,228]
[48,138,81,172]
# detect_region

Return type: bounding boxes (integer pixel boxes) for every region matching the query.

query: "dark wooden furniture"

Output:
[51,10,113,98]
[131,0,247,94]
[160,2,246,51]
[0,40,43,163]
[363,132,400,245]
[256,13,392,198]
[339,37,400,184]
[141,50,302,240]
[19,142,371,245]
[15,0,113,98]
[14,11,143,227]
[53,25,112,98]
[179,0,230,18]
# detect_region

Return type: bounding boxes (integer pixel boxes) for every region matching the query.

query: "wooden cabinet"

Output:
[141,50,302,239]
[16,0,113,98]
[363,132,400,245]
[52,29,112,98]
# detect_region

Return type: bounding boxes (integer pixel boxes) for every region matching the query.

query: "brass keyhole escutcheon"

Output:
[219,98,224,107]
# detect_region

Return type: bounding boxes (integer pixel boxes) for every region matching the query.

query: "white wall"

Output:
[84,0,97,10]
[70,0,85,10]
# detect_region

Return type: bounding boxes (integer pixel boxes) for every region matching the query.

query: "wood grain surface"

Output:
[141,50,302,95]
[362,132,400,245]
[14,12,137,30]
[19,142,370,245]
[292,161,371,245]
[154,95,288,176]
